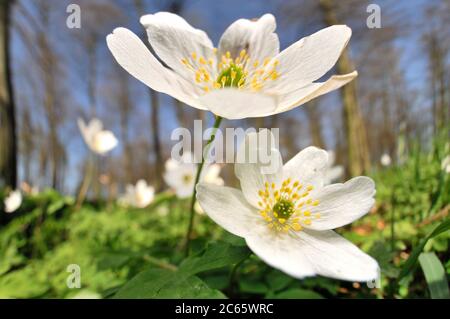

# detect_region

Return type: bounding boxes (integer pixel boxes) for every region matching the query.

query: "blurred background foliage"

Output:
[0,0,449,298]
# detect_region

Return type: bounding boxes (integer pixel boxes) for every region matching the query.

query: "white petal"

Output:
[138,190,154,208]
[308,177,375,231]
[196,183,260,238]
[380,153,391,166]
[296,230,379,282]
[86,118,103,138]
[77,118,92,146]
[327,150,336,167]
[218,13,279,63]
[4,190,22,213]
[92,130,118,154]
[140,12,215,81]
[273,72,357,114]
[175,184,194,199]
[136,179,147,191]
[199,88,278,119]
[283,146,328,189]
[245,232,316,279]
[324,165,344,185]
[164,161,197,199]
[204,163,220,179]
[165,158,179,171]
[235,130,283,208]
[267,25,352,93]
[106,28,206,110]
[202,164,224,186]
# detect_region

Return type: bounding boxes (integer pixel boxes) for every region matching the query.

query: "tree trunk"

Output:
[39,7,59,190]
[319,0,371,176]
[0,0,17,188]
[427,35,448,134]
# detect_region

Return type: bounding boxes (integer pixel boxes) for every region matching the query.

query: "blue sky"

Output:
[12,0,434,192]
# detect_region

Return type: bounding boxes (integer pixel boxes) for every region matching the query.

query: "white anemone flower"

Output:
[380,153,391,167]
[442,155,450,174]
[164,152,224,199]
[324,150,344,185]
[195,163,225,215]
[121,180,155,208]
[197,130,379,281]
[4,190,22,213]
[78,118,118,155]
[106,12,357,120]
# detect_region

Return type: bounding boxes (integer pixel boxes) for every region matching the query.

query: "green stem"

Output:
[227,253,250,297]
[184,115,223,256]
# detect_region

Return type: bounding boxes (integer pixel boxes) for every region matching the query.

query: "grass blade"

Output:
[418,252,449,299]
[399,219,450,280]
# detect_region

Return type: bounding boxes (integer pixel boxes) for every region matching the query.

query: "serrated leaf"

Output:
[399,219,450,279]
[418,252,450,299]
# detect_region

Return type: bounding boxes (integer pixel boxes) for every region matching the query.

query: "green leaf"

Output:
[399,219,450,279]
[418,252,450,299]
[202,274,229,290]
[97,251,135,270]
[369,241,399,278]
[220,232,247,247]
[265,270,293,292]
[239,278,269,294]
[178,242,250,276]
[114,242,249,298]
[267,288,323,299]
[46,196,73,215]
[113,268,225,299]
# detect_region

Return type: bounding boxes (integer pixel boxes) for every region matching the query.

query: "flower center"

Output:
[216,63,245,88]
[272,198,295,219]
[257,178,321,233]
[182,174,193,185]
[180,49,280,93]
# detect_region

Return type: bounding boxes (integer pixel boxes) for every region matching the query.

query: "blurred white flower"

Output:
[442,155,450,174]
[164,152,224,199]
[4,190,22,213]
[324,150,344,185]
[380,153,392,167]
[78,118,118,155]
[107,12,356,120]
[194,201,205,215]
[120,180,155,208]
[197,130,379,282]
